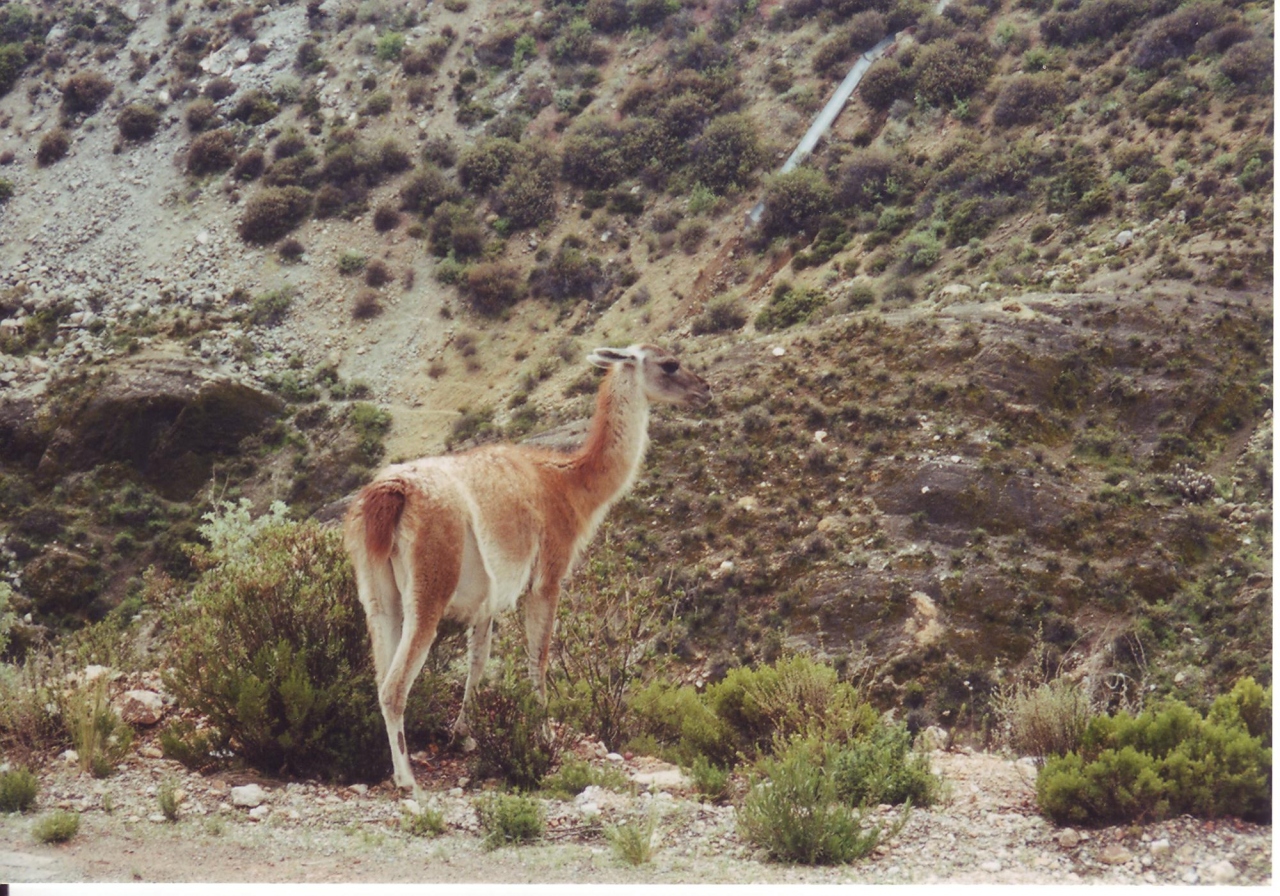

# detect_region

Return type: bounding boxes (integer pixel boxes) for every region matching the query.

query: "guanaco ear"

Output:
[587,347,638,368]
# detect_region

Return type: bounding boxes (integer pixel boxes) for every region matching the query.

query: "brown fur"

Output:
[360,479,408,562]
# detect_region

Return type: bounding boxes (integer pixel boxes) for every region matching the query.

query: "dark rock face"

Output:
[0,396,50,468]
[32,356,285,500]
[22,546,101,618]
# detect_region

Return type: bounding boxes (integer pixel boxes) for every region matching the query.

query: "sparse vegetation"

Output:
[33,810,80,844]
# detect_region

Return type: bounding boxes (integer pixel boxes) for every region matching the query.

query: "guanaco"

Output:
[343,344,711,790]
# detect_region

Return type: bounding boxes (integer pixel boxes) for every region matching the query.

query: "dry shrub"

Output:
[372,204,402,232]
[463,262,526,315]
[364,259,392,287]
[994,677,1094,763]
[352,289,383,320]
[238,186,312,243]
[61,71,114,115]
[233,148,266,181]
[184,98,219,132]
[187,128,237,175]
[36,128,70,166]
[991,73,1066,127]
[117,103,160,141]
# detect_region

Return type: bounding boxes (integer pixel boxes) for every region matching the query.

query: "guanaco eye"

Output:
[660,360,680,375]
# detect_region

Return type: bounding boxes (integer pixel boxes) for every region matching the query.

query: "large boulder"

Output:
[22,546,102,618]
[36,354,285,499]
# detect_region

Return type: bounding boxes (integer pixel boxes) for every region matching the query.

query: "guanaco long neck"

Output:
[561,366,651,520]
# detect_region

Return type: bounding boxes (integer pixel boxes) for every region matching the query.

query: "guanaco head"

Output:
[587,344,711,407]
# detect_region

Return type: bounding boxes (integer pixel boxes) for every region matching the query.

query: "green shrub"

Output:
[477,792,544,849]
[402,37,450,76]
[529,240,607,302]
[117,102,160,141]
[32,810,79,844]
[858,58,911,110]
[689,114,763,194]
[912,35,993,107]
[831,722,940,807]
[1218,39,1272,91]
[560,117,630,189]
[36,128,70,166]
[691,296,747,335]
[375,31,405,61]
[362,91,393,117]
[494,150,558,229]
[238,186,312,242]
[834,150,911,211]
[0,766,38,813]
[245,286,295,327]
[630,680,737,768]
[159,718,226,771]
[542,756,597,799]
[61,70,114,115]
[187,128,237,175]
[467,673,561,791]
[759,168,834,240]
[163,514,441,783]
[738,740,882,865]
[348,402,392,465]
[606,813,658,865]
[705,654,875,756]
[689,755,730,801]
[402,804,446,836]
[755,283,829,332]
[0,42,26,97]
[457,137,520,193]
[1036,680,1272,826]
[157,778,180,821]
[400,164,461,218]
[898,230,942,272]
[337,252,368,275]
[995,677,1094,762]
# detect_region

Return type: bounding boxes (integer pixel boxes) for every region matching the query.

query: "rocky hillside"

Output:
[0,0,1272,731]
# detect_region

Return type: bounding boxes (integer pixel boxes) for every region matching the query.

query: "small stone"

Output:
[348,784,368,796]
[248,805,270,821]
[771,346,785,356]
[231,784,268,808]
[1149,839,1171,861]
[1098,844,1133,865]
[139,746,163,759]
[980,861,1002,873]
[1115,230,1134,249]
[1204,860,1237,883]
[116,689,166,726]
[1057,829,1081,849]
[606,752,624,762]
[1181,870,1199,885]
[148,813,167,823]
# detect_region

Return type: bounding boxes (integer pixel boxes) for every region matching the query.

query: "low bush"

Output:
[467,673,561,791]
[233,148,266,181]
[1130,2,1231,70]
[495,150,558,229]
[689,755,730,801]
[759,168,834,240]
[402,804,446,837]
[0,766,37,813]
[831,722,940,807]
[458,137,521,193]
[462,262,526,316]
[991,74,1065,127]
[630,680,737,768]
[238,186,312,243]
[738,740,882,865]
[229,89,280,125]
[61,71,114,115]
[364,259,392,288]
[1036,678,1271,826]
[36,128,70,167]
[187,129,237,175]
[117,103,160,141]
[912,34,994,107]
[692,296,747,334]
[835,150,912,211]
[1218,39,1273,91]
[184,98,219,132]
[402,37,451,76]
[755,283,829,331]
[351,290,383,320]
[478,792,544,849]
[163,509,442,783]
[0,42,26,98]
[689,114,764,194]
[399,164,462,218]
[244,286,295,328]
[372,204,402,232]
[32,810,79,844]
[996,677,1094,763]
[529,240,607,302]
[859,58,911,110]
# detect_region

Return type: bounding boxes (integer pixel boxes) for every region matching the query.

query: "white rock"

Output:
[980,861,1002,873]
[230,784,268,808]
[115,689,166,726]
[1115,230,1134,249]
[248,805,271,821]
[1149,839,1171,860]
[606,752,624,762]
[771,346,785,356]
[83,664,111,682]
[1204,860,1237,883]
[1057,828,1081,849]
